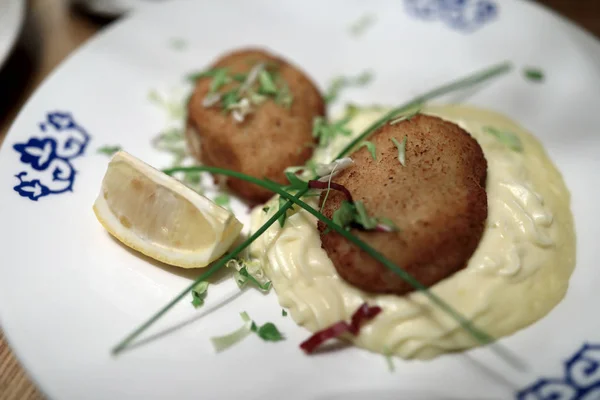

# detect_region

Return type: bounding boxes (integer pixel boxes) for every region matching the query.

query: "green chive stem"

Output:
[335,61,512,159]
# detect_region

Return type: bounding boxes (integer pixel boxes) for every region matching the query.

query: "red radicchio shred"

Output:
[348,303,382,334]
[299,303,382,353]
[299,321,349,353]
[307,180,353,202]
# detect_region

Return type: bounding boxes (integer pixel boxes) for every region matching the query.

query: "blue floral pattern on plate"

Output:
[12,112,90,201]
[518,343,600,399]
[404,0,498,32]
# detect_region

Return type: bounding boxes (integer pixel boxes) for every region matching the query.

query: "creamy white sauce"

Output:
[249,105,576,359]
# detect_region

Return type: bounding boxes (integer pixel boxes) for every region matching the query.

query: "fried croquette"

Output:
[186,48,325,204]
[318,114,488,295]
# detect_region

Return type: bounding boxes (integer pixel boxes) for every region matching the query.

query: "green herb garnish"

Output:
[332,200,395,231]
[389,107,420,125]
[354,201,378,229]
[198,63,293,120]
[383,347,395,372]
[97,145,122,156]
[148,89,185,120]
[236,266,272,291]
[349,13,376,37]
[312,116,353,147]
[258,70,278,95]
[248,315,285,341]
[228,257,272,292]
[232,73,247,83]
[255,322,285,342]
[214,194,231,210]
[284,169,309,191]
[169,37,187,51]
[282,309,288,317]
[186,68,220,84]
[220,89,240,110]
[191,281,208,308]
[274,81,293,108]
[324,71,373,104]
[391,136,407,166]
[523,67,544,82]
[357,141,377,160]
[210,312,253,352]
[483,126,523,152]
[262,206,270,213]
[332,200,358,229]
[209,68,230,93]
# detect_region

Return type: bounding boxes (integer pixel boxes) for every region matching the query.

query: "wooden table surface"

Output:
[0,1,598,398]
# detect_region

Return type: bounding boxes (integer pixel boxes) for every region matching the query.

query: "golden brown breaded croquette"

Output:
[186,48,325,204]
[318,114,488,295]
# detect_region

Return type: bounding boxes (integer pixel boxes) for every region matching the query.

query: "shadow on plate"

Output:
[107,233,233,283]
[118,286,245,353]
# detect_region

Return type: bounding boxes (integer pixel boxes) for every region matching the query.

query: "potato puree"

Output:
[249,104,576,359]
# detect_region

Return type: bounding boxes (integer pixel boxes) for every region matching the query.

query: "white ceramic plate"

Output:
[0,0,25,69]
[1,1,600,399]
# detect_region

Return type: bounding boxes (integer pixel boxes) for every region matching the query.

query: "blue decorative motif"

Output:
[517,343,600,400]
[404,0,498,32]
[12,112,90,201]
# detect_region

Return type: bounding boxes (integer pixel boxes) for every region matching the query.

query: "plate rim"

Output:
[1,0,600,398]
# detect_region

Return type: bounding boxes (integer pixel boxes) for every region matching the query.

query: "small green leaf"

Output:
[332,200,357,230]
[220,89,240,110]
[378,217,399,232]
[210,68,230,93]
[284,171,309,191]
[391,136,407,166]
[258,70,278,95]
[282,309,288,317]
[523,67,544,82]
[312,116,353,147]
[357,141,377,160]
[214,193,230,209]
[250,321,258,332]
[262,206,270,213]
[97,145,122,156]
[274,81,293,108]
[186,68,219,84]
[324,71,373,104]
[354,201,378,229]
[236,266,272,291]
[349,13,376,37]
[232,73,247,83]
[483,126,523,152]
[169,37,187,51]
[256,322,285,342]
[191,281,208,308]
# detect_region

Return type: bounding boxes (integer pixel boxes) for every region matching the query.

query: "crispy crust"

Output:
[186,48,325,204]
[318,115,488,295]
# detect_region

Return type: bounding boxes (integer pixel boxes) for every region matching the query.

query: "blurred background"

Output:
[0,0,598,399]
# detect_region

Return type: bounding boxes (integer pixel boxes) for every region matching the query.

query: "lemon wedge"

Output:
[93,151,242,268]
